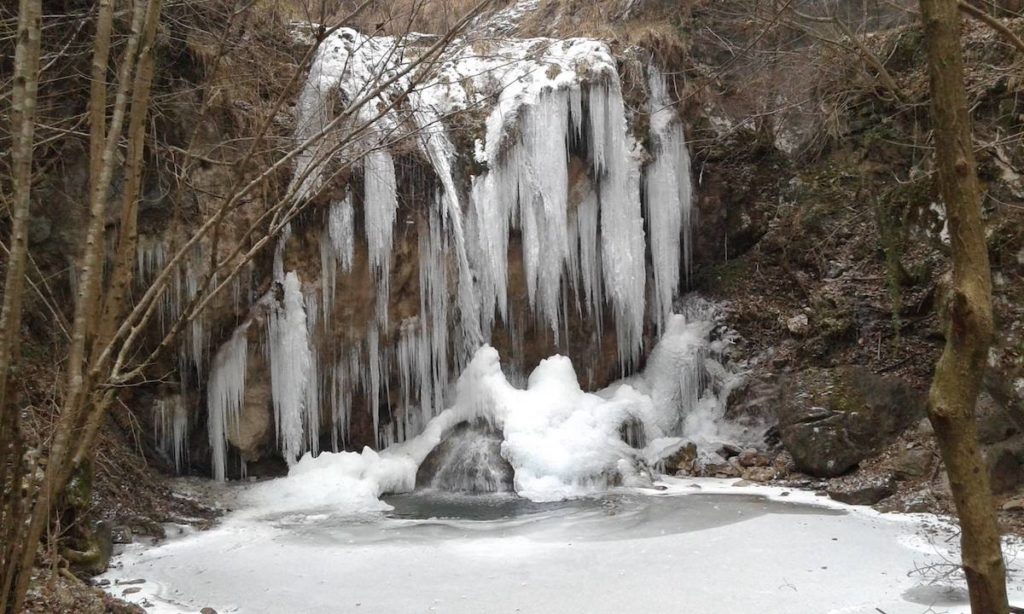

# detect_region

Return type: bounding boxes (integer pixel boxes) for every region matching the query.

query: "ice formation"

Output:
[201,26,703,479]
[645,66,694,333]
[248,307,746,510]
[154,394,188,473]
[268,272,315,463]
[207,324,249,481]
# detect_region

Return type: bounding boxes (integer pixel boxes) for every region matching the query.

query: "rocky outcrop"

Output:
[775,366,925,477]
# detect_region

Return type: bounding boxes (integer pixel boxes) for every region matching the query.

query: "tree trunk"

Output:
[0,0,43,610]
[919,0,1009,611]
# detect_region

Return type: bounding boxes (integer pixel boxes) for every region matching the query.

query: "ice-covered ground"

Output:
[100,478,1024,614]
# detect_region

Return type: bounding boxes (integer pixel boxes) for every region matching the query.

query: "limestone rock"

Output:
[776,367,925,477]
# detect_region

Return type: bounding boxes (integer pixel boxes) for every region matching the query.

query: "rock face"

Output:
[775,367,925,477]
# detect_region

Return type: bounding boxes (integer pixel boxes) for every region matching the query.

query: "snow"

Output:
[100,478,1024,614]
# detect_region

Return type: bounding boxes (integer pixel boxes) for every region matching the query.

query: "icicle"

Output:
[645,66,693,333]
[136,235,166,286]
[320,192,355,325]
[576,185,604,325]
[269,272,313,463]
[154,394,188,474]
[367,326,381,448]
[407,98,482,352]
[328,193,355,272]
[517,91,571,338]
[420,206,449,420]
[364,150,398,328]
[177,246,209,385]
[207,324,249,481]
[304,289,321,457]
[590,82,646,369]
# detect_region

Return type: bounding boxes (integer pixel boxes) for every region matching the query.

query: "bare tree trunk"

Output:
[919,0,1009,611]
[8,1,157,608]
[0,1,43,609]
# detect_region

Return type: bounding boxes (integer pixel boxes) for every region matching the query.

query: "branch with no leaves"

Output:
[958,0,1024,54]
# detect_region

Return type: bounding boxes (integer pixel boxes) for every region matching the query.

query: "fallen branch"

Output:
[958,0,1024,54]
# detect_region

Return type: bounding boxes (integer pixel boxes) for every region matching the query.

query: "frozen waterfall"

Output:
[202,27,700,481]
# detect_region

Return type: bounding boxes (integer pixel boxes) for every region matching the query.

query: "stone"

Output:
[704,462,741,478]
[899,490,935,513]
[826,476,895,506]
[775,367,926,477]
[738,448,771,467]
[718,443,742,458]
[732,479,754,487]
[1001,497,1024,512]
[976,392,1019,445]
[416,420,514,492]
[911,418,934,438]
[111,525,133,544]
[122,587,141,595]
[662,442,698,474]
[742,466,777,483]
[985,439,1024,494]
[201,608,219,614]
[786,313,809,336]
[892,448,934,480]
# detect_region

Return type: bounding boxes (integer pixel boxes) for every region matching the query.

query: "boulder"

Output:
[416,420,514,493]
[776,367,925,477]
[827,475,896,506]
[742,466,777,482]
[892,448,934,480]
[985,437,1024,494]
[737,448,771,467]
[663,441,698,474]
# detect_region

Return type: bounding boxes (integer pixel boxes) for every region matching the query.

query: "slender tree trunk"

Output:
[919,0,1009,611]
[0,1,43,609]
[8,1,155,609]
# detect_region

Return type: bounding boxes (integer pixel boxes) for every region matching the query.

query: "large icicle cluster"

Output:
[644,66,694,333]
[201,26,697,479]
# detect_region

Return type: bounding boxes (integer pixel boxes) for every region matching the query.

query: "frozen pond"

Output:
[101,478,1024,614]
